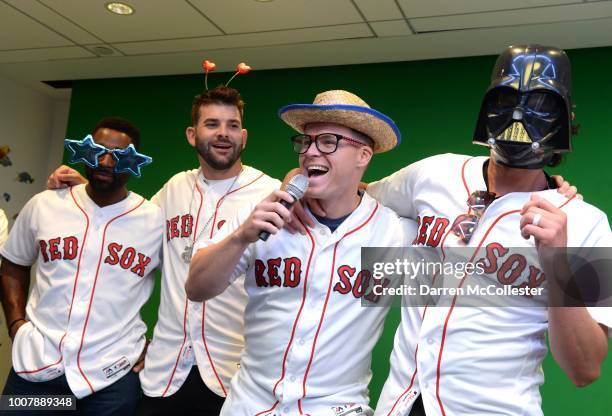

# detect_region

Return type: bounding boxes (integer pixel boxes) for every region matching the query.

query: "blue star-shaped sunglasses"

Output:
[64,135,153,177]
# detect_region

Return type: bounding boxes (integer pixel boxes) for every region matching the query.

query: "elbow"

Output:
[185,271,209,302]
[184,280,203,302]
[185,277,215,302]
[568,365,601,388]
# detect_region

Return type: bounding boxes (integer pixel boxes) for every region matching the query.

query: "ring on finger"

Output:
[532,213,542,227]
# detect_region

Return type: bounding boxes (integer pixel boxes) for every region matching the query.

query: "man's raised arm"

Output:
[186,190,294,301]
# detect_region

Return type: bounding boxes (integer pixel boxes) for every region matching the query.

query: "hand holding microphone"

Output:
[235,174,309,244]
[259,174,308,241]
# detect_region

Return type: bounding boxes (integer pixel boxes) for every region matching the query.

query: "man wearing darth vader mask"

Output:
[369,44,612,416]
[474,44,575,169]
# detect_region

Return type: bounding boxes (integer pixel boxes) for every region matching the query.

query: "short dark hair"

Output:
[93,117,141,150]
[548,153,562,167]
[191,85,244,125]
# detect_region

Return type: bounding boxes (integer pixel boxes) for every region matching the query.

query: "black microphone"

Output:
[259,174,309,241]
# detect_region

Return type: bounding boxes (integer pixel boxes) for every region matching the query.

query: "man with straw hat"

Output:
[186,90,418,416]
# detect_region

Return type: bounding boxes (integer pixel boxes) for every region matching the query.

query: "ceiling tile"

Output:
[0,46,94,64]
[113,24,373,55]
[398,0,579,18]
[5,0,101,44]
[38,0,222,43]
[0,2,73,49]
[411,2,612,32]
[2,16,612,94]
[371,20,413,37]
[353,0,404,21]
[189,0,363,34]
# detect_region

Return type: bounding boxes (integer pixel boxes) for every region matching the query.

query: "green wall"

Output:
[65,46,612,414]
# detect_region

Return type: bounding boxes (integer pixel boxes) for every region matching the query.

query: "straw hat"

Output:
[278,90,401,154]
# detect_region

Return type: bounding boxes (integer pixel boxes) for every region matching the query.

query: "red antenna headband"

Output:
[202,60,252,90]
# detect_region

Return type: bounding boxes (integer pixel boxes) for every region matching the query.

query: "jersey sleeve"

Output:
[585,217,612,329]
[399,217,418,247]
[366,160,424,219]
[149,187,163,208]
[574,210,612,329]
[192,203,257,284]
[582,213,612,247]
[0,209,8,250]
[0,196,40,266]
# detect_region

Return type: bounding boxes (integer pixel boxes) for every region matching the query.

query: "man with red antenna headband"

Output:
[365,45,611,416]
[47,64,280,415]
[136,84,279,416]
[0,117,162,415]
[187,90,418,416]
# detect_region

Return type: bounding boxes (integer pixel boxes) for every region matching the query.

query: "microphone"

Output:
[259,173,309,241]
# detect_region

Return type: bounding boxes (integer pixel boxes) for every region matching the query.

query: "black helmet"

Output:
[473,45,573,169]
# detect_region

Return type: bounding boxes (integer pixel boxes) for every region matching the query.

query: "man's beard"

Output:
[85,167,128,193]
[196,137,242,171]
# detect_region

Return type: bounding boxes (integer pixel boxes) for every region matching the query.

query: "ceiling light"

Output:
[91,46,114,56]
[106,2,134,15]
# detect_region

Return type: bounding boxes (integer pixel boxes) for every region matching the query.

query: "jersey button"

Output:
[283,407,290,413]
[290,375,296,382]
[298,339,305,346]
[427,338,434,345]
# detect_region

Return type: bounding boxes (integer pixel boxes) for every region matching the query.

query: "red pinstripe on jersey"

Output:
[161,182,203,397]
[384,345,420,415]
[162,300,189,397]
[76,196,146,394]
[383,158,473,414]
[434,159,577,416]
[297,203,379,415]
[255,218,315,416]
[207,173,265,240]
[198,172,267,396]
[15,187,91,376]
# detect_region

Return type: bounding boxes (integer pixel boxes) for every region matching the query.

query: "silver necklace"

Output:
[181,168,243,263]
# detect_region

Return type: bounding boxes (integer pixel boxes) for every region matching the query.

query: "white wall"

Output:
[0,77,70,222]
[0,75,70,387]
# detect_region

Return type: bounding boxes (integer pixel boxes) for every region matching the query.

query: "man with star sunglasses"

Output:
[0,117,163,415]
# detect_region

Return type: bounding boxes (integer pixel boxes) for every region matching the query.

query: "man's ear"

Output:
[357,145,373,168]
[241,128,248,150]
[186,126,196,148]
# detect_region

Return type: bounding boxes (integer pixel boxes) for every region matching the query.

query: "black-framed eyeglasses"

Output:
[451,190,496,243]
[290,133,366,154]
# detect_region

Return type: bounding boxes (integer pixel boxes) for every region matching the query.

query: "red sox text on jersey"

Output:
[38,237,152,278]
[254,257,389,302]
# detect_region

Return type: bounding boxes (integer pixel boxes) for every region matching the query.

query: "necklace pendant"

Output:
[182,245,193,264]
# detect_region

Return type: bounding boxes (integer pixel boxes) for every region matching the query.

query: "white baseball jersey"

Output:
[141,166,280,397]
[368,153,612,416]
[0,208,7,250]
[194,192,417,416]
[0,184,162,399]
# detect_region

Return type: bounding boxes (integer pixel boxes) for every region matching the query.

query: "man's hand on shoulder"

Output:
[47,165,87,189]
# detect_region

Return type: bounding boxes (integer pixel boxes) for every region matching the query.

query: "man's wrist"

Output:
[8,318,27,339]
[232,227,251,247]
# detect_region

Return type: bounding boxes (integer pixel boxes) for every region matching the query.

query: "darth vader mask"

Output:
[474,45,573,169]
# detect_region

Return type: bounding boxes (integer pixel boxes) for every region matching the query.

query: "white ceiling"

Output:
[1,0,612,97]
